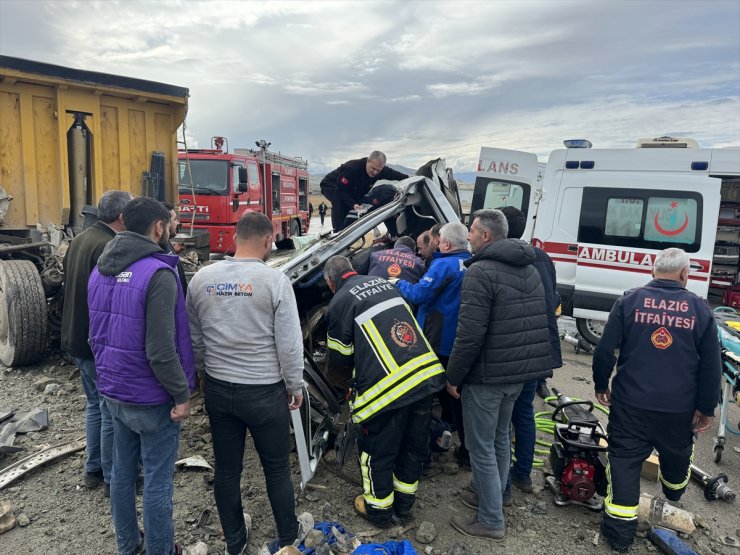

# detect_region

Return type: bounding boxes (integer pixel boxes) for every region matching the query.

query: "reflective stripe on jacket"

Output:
[327,273,444,423]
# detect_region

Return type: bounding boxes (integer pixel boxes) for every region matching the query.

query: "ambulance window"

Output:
[644,197,698,245]
[604,198,643,238]
[481,180,526,210]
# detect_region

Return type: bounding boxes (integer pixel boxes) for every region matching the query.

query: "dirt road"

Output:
[1,325,738,554]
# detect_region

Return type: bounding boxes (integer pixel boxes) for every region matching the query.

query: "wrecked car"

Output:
[275,159,464,488]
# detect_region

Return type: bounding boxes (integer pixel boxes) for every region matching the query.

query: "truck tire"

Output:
[0,260,49,367]
[290,218,301,238]
[576,317,605,347]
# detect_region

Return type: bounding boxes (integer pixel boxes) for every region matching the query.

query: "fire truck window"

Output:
[482,180,526,210]
[248,162,260,188]
[178,160,228,194]
[644,197,698,245]
[231,165,241,193]
[604,198,643,238]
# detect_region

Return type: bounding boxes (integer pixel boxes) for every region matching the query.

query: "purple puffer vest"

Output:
[88,253,196,405]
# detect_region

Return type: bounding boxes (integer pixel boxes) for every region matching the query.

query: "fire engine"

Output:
[178,137,310,254]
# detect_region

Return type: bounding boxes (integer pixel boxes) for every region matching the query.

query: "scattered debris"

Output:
[0,437,85,490]
[416,521,437,544]
[0,409,49,454]
[16,513,29,527]
[592,531,600,546]
[0,500,16,534]
[303,529,324,548]
[33,378,60,392]
[175,456,212,472]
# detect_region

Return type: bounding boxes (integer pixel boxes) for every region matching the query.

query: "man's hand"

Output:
[691,410,713,433]
[595,389,612,407]
[446,381,460,399]
[353,204,363,211]
[288,393,304,410]
[171,400,191,422]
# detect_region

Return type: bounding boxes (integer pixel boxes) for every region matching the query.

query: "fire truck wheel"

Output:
[290,218,301,238]
[0,260,49,367]
[576,317,605,347]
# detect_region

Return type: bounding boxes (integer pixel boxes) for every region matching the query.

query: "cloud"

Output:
[0,0,737,175]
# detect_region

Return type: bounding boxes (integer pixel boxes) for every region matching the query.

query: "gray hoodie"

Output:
[96,232,190,404]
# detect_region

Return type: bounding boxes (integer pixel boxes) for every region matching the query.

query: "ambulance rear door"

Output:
[471,147,539,237]
[572,172,718,331]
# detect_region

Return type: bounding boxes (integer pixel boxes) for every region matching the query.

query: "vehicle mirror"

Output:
[238,167,248,184]
[238,182,249,193]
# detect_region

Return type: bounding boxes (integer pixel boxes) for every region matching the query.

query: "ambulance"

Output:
[472,138,740,344]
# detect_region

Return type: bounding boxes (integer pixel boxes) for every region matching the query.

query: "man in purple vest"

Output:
[88,196,196,555]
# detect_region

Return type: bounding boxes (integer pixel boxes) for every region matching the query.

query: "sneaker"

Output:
[511,474,534,493]
[450,515,505,541]
[353,495,392,529]
[224,513,252,555]
[84,471,104,489]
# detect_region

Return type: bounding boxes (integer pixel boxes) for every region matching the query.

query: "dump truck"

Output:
[0,56,189,367]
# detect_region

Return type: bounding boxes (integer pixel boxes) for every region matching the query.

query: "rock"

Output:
[530,500,547,515]
[322,450,336,463]
[424,547,434,554]
[182,542,208,555]
[17,513,30,527]
[416,521,436,544]
[201,433,212,444]
[34,377,60,392]
[43,383,61,395]
[304,492,320,502]
[303,529,324,549]
[592,532,599,546]
[442,463,459,475]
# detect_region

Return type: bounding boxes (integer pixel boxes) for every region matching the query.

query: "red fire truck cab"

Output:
[178,137,310,254]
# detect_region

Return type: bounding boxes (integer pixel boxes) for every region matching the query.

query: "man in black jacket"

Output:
[500,206,563,496]
[592,248,720,553]
[446,209,551,541]
[324,255,445,528]
[320,151,407,232]
[61,190,132,492]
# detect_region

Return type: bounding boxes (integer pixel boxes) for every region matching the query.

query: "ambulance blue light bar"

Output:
[563,139,592,149]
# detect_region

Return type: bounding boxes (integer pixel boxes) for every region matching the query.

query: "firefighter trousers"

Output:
[356,395,433,524]
[602,400,694,549]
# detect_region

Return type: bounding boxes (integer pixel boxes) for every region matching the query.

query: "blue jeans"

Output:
[74,357,113,483]
[462,382,524,530]
[510,379,538,482]
[106,398,181,555]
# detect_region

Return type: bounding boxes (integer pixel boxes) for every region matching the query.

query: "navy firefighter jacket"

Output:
[592,279,721,415]
[326,271,445,424]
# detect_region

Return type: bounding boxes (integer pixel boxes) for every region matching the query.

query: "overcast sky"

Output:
[1,0,739,174]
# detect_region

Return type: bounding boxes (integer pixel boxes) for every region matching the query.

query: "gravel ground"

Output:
[1,322,739,555]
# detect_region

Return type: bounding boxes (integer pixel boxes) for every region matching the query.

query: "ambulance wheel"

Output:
[576,318,605,346]
[290,218,301,238]
[0,260,49,367]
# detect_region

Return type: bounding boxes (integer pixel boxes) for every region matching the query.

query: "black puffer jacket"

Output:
[446,239,553,386]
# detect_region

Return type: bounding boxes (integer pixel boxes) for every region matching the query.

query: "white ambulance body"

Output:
[471,139,740,344]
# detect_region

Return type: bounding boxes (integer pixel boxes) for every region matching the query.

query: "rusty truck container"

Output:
[0,56,189,366]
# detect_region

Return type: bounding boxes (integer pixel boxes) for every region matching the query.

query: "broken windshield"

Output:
[178,160,229,195]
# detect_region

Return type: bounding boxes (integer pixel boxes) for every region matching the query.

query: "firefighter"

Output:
[320,151,408,232]
[323,255,445,528]
[592,247,721,553]
[368,236,426,283]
